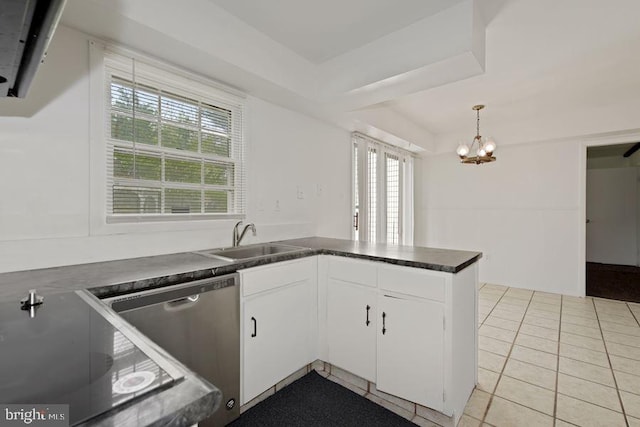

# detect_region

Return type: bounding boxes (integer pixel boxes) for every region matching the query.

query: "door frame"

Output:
[578,129,640,296]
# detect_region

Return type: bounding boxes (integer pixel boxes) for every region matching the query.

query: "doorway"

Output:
[586,142,640,302]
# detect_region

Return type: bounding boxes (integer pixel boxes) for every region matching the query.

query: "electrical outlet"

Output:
[296,186,304,199]
[316,184,323,196]
[274,200,280,211]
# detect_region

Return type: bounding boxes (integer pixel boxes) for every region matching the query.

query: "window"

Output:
[103,51,245,221]
[352,133,414,245]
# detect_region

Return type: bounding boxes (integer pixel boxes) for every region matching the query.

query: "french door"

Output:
[352,133,413,245]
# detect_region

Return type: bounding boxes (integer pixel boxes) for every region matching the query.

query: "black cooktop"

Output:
[0,292,175,425]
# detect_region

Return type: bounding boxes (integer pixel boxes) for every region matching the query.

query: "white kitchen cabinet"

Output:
[240,258,317,404]
[377,293,444,410]
[322,257,477,425]
[326,278,377,382]
[376,262,477,422]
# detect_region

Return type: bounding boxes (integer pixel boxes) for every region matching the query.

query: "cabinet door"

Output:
[377,294,444,410]
[243,279,314,404]
[327,279,377,382]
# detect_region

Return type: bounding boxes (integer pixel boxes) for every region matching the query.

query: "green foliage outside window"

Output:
[114,151,161,181]
[165,158,201,183]
[205,190,229,213]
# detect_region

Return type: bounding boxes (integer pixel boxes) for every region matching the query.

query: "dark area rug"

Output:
[227,371,416,427]
[587,262,640,303]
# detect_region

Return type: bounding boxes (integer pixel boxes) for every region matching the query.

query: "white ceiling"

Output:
[386,0,640,138]
[207,0,467,63]
[60,0,640,152]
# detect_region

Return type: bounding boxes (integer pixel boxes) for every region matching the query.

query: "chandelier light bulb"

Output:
[477,147,486,157]
[456,144,470,157]
[484,138,496,154]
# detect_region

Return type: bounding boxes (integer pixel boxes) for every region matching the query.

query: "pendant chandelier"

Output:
[456,105,496,164]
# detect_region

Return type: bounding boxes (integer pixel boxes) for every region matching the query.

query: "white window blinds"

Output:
[104,52,245,220]
[352,132,414,245]
[367,146,378,243]
[385,153,400,245]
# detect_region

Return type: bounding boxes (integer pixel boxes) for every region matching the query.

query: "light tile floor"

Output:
[465,283,640,427]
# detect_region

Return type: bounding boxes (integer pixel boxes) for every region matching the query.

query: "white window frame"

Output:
[88,41,247,236]
[352,132,414,245]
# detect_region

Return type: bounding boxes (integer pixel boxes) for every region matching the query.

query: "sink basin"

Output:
[198,243,307,261]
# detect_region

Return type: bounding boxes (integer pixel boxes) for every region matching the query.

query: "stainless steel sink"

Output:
[197,243,307,261]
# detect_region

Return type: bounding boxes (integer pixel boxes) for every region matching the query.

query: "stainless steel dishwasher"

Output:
[106,274,239,426]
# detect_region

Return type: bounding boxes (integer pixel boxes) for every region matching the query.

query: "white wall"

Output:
[586,167,638,266]
[0,26,351,273]
[416,139,583,296]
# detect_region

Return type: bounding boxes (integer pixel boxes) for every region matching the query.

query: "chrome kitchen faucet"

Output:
[232,221,256,247]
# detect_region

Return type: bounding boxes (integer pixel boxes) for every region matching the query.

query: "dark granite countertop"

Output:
[0,252,229,301]
[0,237,481,301]
[277,237,482,273]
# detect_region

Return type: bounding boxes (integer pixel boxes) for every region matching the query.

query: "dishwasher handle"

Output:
[164,294,200,312]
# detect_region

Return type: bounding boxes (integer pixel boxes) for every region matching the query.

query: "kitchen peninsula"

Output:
[0,237,481,426]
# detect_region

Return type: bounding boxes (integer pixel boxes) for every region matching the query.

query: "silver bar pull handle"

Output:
[164,295,200,312]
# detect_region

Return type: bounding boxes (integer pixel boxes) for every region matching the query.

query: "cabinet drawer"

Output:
[241,258,314,296]
[328,256,377,287]
[378,264,446,302]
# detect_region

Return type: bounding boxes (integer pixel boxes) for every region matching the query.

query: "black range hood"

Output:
[0,0,66,98]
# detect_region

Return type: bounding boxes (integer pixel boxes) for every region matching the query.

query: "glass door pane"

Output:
[386,154,400,245]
